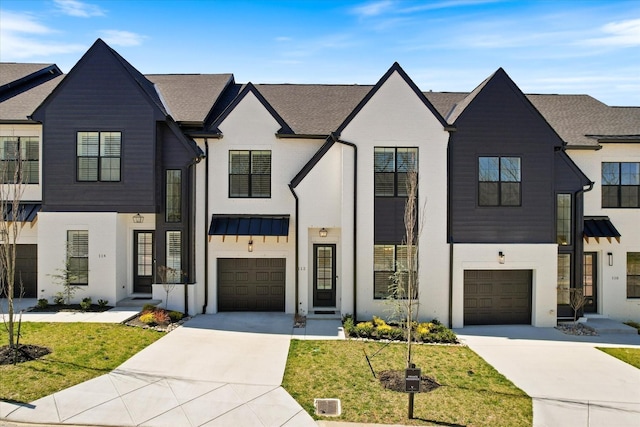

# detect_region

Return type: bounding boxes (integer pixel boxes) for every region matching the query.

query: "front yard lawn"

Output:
[597,347,640,369]
[0,322,162,403]
[283,340,532,426]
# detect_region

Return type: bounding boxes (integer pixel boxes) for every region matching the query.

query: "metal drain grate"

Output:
[314,398,341,416]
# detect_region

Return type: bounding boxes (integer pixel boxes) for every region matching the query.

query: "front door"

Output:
[133,231,154,293]
[583,252,597,313]
[313,244,336,307]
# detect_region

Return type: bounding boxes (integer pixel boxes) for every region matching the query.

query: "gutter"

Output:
[287,184,300,315]
[333,134,358,321]
[185,152,204,316]
[203,138,209,314]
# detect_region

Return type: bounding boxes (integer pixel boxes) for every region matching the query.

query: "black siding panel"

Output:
[374,198,407,243]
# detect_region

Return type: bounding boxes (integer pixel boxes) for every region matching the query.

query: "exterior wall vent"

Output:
[314,398,341,416]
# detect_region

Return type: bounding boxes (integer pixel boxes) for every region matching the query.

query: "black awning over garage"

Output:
[208,215,290,237]
[584,216,621,243]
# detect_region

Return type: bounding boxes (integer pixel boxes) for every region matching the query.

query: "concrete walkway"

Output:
[1,313,346,426]
[456,325,640,427]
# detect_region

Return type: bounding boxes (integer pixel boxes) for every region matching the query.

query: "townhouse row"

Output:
[1,39,639,326]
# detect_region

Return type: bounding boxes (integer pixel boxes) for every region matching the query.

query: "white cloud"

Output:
[275,36,292,42]
[0,10,85,59]
[99,30,146,47]
[350,1,394,17]
[54,0,105,18]
[583,18,640,47]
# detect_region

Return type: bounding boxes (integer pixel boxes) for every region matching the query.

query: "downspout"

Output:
[334,134,358,321]
[288,184,299,315]
[574,181,594,318]
[203,138,209,314]
[186,153,204,316]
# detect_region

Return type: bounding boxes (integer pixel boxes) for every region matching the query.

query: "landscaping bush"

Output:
[168,311,183,322]
[153,310,171,324]
[142,303,157,312]
[342,314,355,336]
[36,298,49,309]
[52,293,65,305]
[97,299,109,309]
[79,297,92,311]
[343,316,457,344]
[354,321,375,338]
[139,312,156,325]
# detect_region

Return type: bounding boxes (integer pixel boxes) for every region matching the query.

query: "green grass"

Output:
[624,321,640,334]
[0,322,162,403]
[283,340,532,426]
[597,347,640,369]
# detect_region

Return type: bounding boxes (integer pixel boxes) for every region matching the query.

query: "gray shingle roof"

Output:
[255,84,372,135]
[0,75,63,122]
[0,63,56,87]
[147,74,233,123]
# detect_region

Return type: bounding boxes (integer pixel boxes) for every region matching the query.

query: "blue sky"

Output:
[1,0,639,106]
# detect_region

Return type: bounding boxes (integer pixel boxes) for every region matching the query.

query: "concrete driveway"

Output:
[456,325,640,427]
[2,313,317,426]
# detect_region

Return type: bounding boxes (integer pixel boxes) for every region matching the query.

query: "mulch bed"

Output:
[0,344,51,365]
[379,370,441,393]
[27,304,113,313]
[555,323,598,336]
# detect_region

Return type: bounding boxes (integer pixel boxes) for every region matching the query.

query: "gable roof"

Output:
[336,62,450,134]
[0,75,63,122]
[147,73,234,124]
[0,63,62,101]
[209,82,294,134]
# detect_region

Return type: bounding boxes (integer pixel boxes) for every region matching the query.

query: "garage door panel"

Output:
[464,269,532,325]
[218,258,285,312]
[1,245,37,298]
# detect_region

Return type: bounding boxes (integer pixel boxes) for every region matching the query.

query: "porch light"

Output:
[498,251,505,264]
[132,213,144,223]
[319,228,328,238]
[608,252,613,266]
[248,239,254,252]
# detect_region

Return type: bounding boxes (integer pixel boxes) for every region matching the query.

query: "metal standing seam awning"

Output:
[583,216,621,243]
[208,214,290,242]
[1,203,41,226]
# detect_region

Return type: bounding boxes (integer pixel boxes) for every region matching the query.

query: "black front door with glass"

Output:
[134,231,154,293]
[313,244,336,307]
[583,252,597,313]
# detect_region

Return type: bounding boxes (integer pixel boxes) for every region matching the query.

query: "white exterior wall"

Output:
[569,145,640,321]
[205,92,324,314]
[0,124,42,202]
[339,71,450,322]
[452,244,559,328]
[37,212,156,305]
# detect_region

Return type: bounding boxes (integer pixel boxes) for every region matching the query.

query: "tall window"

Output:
[373,244,417,299]
[374,147,418,197]
[556,194,572,245]
[478,156,521,206]
[628,252,640,298]
[0,136,39,184]
[166,170,181,222]
[557,254,571,304]
[229,150,271,197]
[77,132,121,182]
[166,231,182,283]
[602,162,640,208]
[67,230,88,285]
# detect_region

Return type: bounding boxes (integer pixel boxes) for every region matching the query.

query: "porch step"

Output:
[116,297,162,308]
[307,310,342,320]
[584,318,638,335]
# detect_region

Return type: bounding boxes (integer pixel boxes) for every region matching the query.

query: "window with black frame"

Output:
[478,156,521,206]
[602,162,640,208]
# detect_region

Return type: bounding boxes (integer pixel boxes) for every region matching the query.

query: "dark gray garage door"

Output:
[464,270,532,325]
[218,258,285,311]
[1,244,37,298]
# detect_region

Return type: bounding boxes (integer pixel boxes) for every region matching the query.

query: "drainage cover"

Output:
[314,398,341,416]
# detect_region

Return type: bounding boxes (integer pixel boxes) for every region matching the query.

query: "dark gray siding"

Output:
[449,74,569,243]
[374,198,406,243]
[39,44,163,212]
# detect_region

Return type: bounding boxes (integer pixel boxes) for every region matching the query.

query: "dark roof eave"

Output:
[276,133,329,139]
[186,131,223,139]
[0,119,40,124]
[564,144,603,151]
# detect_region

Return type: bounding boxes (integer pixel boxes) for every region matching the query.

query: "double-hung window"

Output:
[628,253,640,298]
[67,230,88,285]
[229,150,271,198]
[602,162,640,208]
[478,156,521,206]
[0,136,39,184]
[374,147,418,197]
[77,132,121,182]
[166,231,182,283]
[373,244,417,299]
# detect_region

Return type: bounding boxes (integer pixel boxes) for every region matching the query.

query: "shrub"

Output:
[415,322,434,335]
[142,303,157,312]
[355,321,375,338]
[387,327,405,341]
[80,297,92,311]
[36,298,49,309]
[376,323,394,338]
[139,312,156,325]
[153,310,171,324]
[342,314,355,336]
[53,293,65,305]
[373,316,387,327]
[418,322,458,344]
[168,311,183,322]
[97,299,109,309]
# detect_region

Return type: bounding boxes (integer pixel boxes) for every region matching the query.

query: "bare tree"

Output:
[569,287,587,324]
[0,137,26,349]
